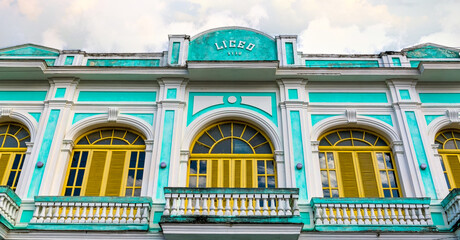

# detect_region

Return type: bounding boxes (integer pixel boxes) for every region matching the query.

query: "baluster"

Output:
[254,194,262,216]
[404,204,413,225]
[202,194,209,215]
[314,205,323,225]
[209,194,216,216]
[232,194,240,216]
[179,194,186,215]
[410,204,419,225]
[86,203,94,223]
[389,204,398,224]
[65,204,74,223]
[106,203,114,223]
[262,194,269,216]
[342,204,350,224]
[58,203,67,223]
[397,204,405,225]
[277,194,285,216]
[194,194,201,215]
[423,204,433,225]
[383,204,391,224]
[417,205,426,225]
[134,203,142,223]
[349,204,356,224]
[356,204,363,225]
[217,194,224,216]
[247,194,255,216]
[113,203,122,223]
[284,194,292,216]
[376,204,385,224]
[30,203,41,223]
[270,194,276,216]
[369,204,377,224]
[335,204,343,224]
[141,204,149,224]
[100,204,108,223]
[72,203,81,223]
[240,194,247,216]
[186,194,193,215]
[171,194,178,215]
[37,202,47,223]
[328,204,336,224]
[163,194,171,215]
[120,203,128,223]
[79,203,88,223]
[44,202,53,223]
[127,204,135,223]
[292,195,300,216]
[93,203,101,223]
[363,204,371,224]
[224,194,231,216]
[321,204,329,224]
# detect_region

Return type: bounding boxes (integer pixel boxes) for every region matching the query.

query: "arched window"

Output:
[63,128,145,197]
[435,130,460,191]
[189,121,276,188]
[0,123,30,191]
[318,129,401,198]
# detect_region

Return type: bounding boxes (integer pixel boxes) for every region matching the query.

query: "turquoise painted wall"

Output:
[410,61,420,68]
[405,111,437,199]
[363,114,393,126]
[0,91,47,101]
[0,46,59,56]
[406,45,459,58]
[72,113,101,124]
[309,92,388,103]
[392,57,401,66]
[77,91,156,102]
[187,92,278,126]
[424,115,443,126]
[305,60,379,68]
[290,111,307,200]
[399,90,411,100]
[419,93,460,103]
[64,56,74,65]
[54,88,66,98]
[288,89,298,100]
[125,113,154,125]
[188,28,277,61]
[156,110,175,200]
[27,109,61,198]
[170,42,180,65]
[86,59,160,67]
[166,89,177,99]
[29,112,41,122]
[311,114,339,126]
[285,42,294,65]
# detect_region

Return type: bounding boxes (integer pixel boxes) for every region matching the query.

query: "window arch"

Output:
[435,129,460,191]
[188,121,276,188]
[0,122,30,191]
[318,129,401,198]
[63,128,145,197]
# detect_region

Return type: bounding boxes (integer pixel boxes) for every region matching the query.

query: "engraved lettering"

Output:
[222,40,227,48]
[215,43,223,50]
[237,41,246,49]
[246,43,255,51]
[229,40,236,48]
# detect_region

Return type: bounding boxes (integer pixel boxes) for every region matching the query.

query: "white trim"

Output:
[0,110,38,140]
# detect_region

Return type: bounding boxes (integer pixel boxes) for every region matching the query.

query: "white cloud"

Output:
[17,0,42,20]
[42,28,65,49]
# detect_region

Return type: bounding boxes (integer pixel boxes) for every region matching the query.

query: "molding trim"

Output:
[0,109,39,140]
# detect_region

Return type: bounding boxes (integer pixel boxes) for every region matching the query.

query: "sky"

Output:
[1,0,459,54]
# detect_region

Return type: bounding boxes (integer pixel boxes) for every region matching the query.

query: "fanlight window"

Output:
[189,121,276,188]
[318,129,401,198]
[63,128,145,197]
[435,130,460,190]
[0,123,30,191]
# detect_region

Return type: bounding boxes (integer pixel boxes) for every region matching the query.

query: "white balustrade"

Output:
[163,189,300,217]
[312,200,433,226]
[0,192,20,226]
[442,190,460,229]
[30,199,150,225]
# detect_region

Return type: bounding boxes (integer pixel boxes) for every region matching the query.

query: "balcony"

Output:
[441,188,460,231]
[311,197,436,232]
[28,196,152,231]
[0,186,21,229]
[160,187,303,240]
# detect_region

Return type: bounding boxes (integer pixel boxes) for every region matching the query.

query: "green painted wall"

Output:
[64,56,74,65]
[166,89,177,99]
[86,59,160,67]
[0,46,59,56]
[405,111,437,199]
[72,113,101,124]
[419,93,460,103]
[188,28,277,61]
[424,115,443,126]
[309,92,388,103]
[19,210,34,223]
[54,88,66,98]
[399,90,411,100]
[392,57,401,66]
[410,61,420,68]
[285,42,294,65]
[305,60,379,68]
[28,109,61,198]
[406,45,460,58]
[77,91,156,102]
[288,89,298,100]
[0,91,47,101]
[29,112,41,122]
[125,113,154,125]
[363,114,393,126]
[311,114,339,126]
[156,110,175,200]
[431,212,445,226]
[170,42,180,65]
[290,111,307,200]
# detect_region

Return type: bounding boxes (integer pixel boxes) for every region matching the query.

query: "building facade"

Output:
[0,27,459,239]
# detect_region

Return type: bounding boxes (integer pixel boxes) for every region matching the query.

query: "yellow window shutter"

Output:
[447,155,460,187]
[338,152,359,197]
[223,160,230,187]
[84,151,108,196]
[0,154,11,183]
[211,160,218,187]
[105,151,127,196]
[246,159,253,188]
[357,152,380,197]
[234,160,242,187]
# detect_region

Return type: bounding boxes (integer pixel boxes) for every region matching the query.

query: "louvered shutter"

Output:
[357,152,380,197]
[211,160,218,187]
[338,152,359,197]
[246,159,253,188]
[223,160,230,187]
[0,154,10,183]
[105,151,127,196]
[447,155,460,188]
[84,151,107,196]
[234,159,241,187]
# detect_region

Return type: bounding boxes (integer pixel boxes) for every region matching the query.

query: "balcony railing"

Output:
[163,188,300,218]
[311,197,434,230]
[0,186,21,228]
[441,188,460,230]
[29,196,151,230]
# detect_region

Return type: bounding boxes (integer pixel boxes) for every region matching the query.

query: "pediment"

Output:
[0,44,60,57]
[403,43,459,58]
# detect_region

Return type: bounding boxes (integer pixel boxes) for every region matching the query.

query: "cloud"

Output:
[41,28,65,49]
[17,0,42,20]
